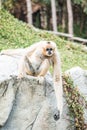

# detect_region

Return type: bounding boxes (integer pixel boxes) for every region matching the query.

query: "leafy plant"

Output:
[73,0,87,14]
[63,75,87,130]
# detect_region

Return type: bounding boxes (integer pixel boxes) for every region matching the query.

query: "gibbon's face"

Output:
[42,41,56,57]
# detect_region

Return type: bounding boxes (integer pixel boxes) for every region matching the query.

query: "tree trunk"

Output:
[62,1,66,32]
[80,10,85,34]
[40,7,47,29]
[26,0,33,25]
[51,0,57,32]
[0,0,1,9]
[66,0,73,36]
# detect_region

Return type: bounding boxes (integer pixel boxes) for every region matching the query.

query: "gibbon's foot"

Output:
[17,73,24,79]
[37,76,44,84]
[53,110,60,121]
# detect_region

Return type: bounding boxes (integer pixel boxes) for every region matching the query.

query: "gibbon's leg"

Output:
[37,59,50,84]
[38,59,50,76]
[18,56,34,78]
[18,56,27,78]
[24,56,35,75]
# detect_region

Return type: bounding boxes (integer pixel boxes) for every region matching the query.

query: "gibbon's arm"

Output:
[0,42,41,56]
[0,48,26,56]
[52,48,63,116]
[24,42,41,56]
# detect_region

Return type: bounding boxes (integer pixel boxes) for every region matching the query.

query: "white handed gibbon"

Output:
[1,41,63,120]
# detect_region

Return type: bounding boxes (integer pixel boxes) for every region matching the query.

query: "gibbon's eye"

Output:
[46,48,49,51]
[46,48,53,51]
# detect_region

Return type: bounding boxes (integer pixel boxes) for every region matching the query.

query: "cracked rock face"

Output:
[0,55,72,130]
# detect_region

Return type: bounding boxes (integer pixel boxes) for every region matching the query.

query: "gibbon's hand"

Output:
[37,76,45,84]
[53,110,60,121]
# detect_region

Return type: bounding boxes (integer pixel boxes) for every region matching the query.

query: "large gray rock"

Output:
[66,67,87,124]
[66,67,87,99]
[0,55,72,130]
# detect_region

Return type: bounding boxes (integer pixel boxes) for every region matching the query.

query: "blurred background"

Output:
[1,0,87,40]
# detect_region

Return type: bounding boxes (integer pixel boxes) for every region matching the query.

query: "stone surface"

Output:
[0,55,72,130]
[66,67,87,100]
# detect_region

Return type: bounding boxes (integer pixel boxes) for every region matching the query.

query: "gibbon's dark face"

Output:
[43,42,55,57]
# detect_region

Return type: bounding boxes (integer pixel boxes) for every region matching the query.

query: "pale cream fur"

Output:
[1,41,63,117]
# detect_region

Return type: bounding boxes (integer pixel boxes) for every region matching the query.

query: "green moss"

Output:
[63,75,87,130]
[0,9,87,72]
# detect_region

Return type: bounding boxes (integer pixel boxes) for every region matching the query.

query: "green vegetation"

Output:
[0,9,87,129]
[74,24,87,39]
[63,75,87,130]
[0,9,87,72]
